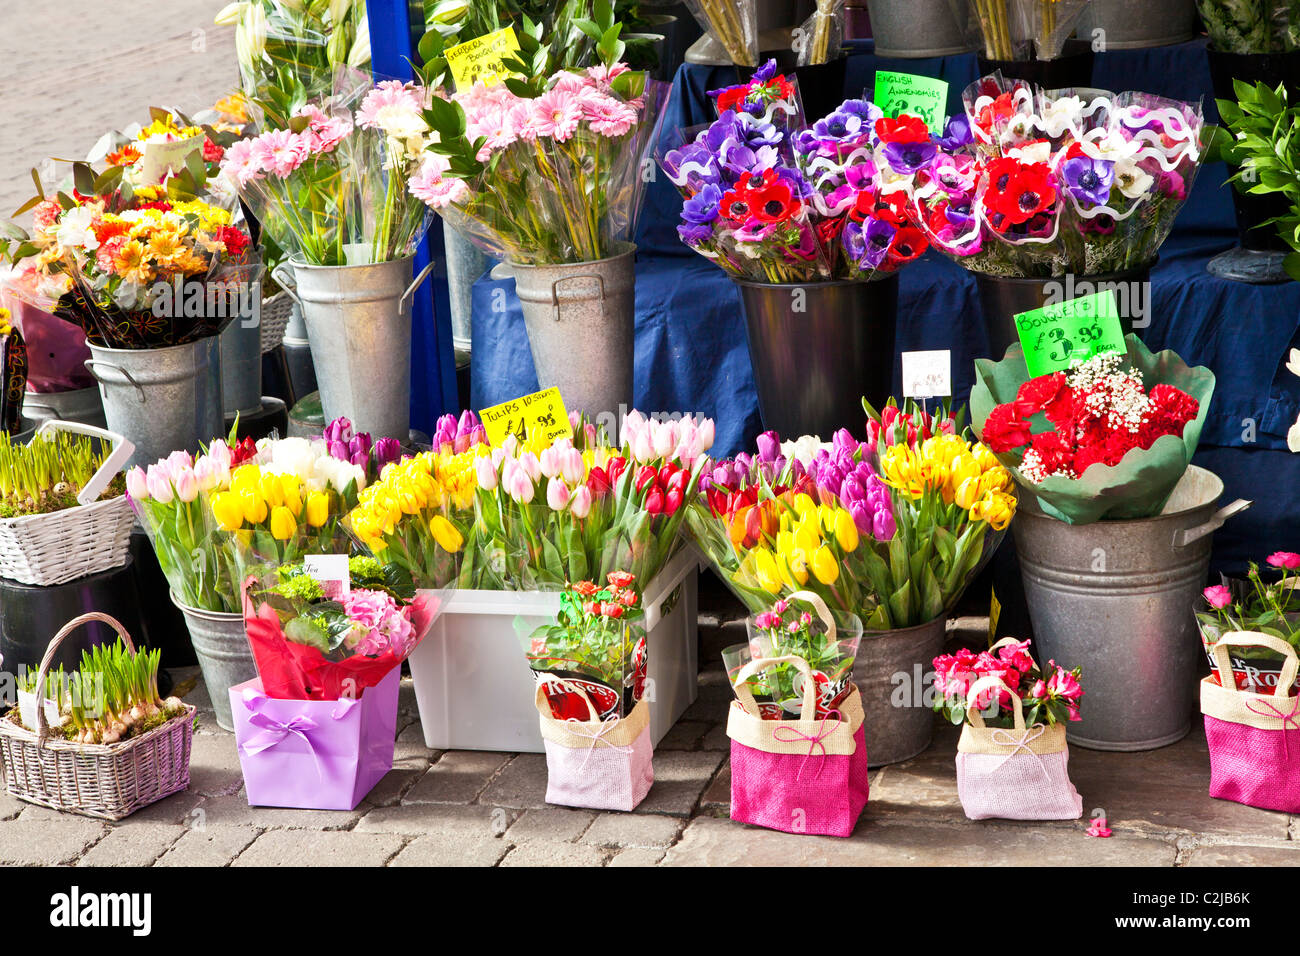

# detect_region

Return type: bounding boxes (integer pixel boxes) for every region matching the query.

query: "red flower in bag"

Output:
[984,159,1057,226]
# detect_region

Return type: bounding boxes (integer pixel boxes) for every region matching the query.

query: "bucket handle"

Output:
[399,261,436,315]
[35,419,134,506]
[1173,498,1252,549]
[270,261,301,308]
[550,274,605,322]
[83,359,146,404]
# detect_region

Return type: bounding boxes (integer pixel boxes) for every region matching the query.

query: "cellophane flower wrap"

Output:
[2,168,254,349]
[894,74,1206,278]
[970,334,1215,523]
[220,73,433,266]
[413,63,668,264]
[686,403,1015,630]
[728,592,862,720]
[680,0,758,66]
[948,0,1092,61]
[347,409,714,592]
[129,431,367,613]
[241,555,438,701]
[523,571,648,721]
[659,62,930,282]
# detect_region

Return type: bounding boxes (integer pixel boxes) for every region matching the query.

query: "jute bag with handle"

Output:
[1203,631,1300,813]
[727,655,869,837]
[956,675,1083,821]
[535,678,653,812]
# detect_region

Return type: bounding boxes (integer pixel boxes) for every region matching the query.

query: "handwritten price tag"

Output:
[873,71,948,130]
[480,387,573,448]
[901,349,951,398]
[1015,290,1126,378]
[303,554,350,600]
[444,26,521,90]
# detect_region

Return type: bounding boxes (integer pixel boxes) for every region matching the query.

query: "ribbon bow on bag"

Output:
[965,675,1053,782]
[561,717,636,773]
[238,689,362,781]
[1245,695,1300,762]
[773,712,843,781]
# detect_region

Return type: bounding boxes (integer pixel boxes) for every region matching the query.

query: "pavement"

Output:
[0,599,1296,868]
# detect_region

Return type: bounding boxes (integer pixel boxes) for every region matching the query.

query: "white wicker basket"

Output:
[260,290,294,355]
[0,421,135,586]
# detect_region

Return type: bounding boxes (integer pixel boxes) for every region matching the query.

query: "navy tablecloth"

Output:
[467,39,1300,574]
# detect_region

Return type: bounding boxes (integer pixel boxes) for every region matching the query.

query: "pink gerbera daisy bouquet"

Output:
[410,30,668,265]
[220,76,434,266]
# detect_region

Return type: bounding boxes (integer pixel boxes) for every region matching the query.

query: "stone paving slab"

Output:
[233,829,405,867]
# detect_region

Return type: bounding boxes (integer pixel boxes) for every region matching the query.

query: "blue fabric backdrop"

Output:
[462,39,1300,575]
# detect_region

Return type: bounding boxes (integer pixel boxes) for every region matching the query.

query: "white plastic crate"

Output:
[408,547,700,752]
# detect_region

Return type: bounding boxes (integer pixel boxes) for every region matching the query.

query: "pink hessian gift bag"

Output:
[536,679,654,812]
[1202,631,1300,813]
[956,675,1083,821]
[727,654,869,837]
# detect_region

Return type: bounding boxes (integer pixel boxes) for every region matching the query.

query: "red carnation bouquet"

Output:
[971,335,1215,523]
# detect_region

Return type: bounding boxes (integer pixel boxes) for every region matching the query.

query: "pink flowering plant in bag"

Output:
[1202,631,1300,814]
[1197,553,1300,694]
[934,638,1083,821]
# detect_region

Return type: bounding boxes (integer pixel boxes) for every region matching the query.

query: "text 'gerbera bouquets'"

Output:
[411,41,668,264]
[970,334,1215,523]
[242,556,437,701]
[658,62,929,283]
[895,74,1206,278]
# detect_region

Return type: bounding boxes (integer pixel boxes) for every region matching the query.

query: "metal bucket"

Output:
[274,256,432,441]
[510,241,636,422]
[445,220,487,353]
[1014,466,1251,751]
[21,386,107,431]
[736,275,898,439]
[85,337,224,470]
[854,615,947,766]
[1076,0,1197,50]
[867,0,971,57]
[173,595,258,732]
[218,260,265,417]
[974,260,1152,361]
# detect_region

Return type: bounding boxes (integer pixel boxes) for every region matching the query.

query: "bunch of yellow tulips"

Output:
[879,433,1017,532]
[346,447,484,587]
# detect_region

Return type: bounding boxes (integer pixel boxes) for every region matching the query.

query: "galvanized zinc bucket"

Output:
[445,220,487,353]
[85,337,224,470]
[1014,466,1250,751]
[867,0,972,57]
[510,241,636,422]
[274,255,432,441]
[21,386,107,431]
[855,615,948,766]
[173,595,257,732]
[736,275,898,439]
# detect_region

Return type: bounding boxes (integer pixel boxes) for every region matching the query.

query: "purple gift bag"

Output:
[230,667,400,810]
[727,655,869,837]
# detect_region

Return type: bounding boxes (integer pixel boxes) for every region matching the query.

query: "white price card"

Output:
[901,350,952,399]
[303,554,351,600]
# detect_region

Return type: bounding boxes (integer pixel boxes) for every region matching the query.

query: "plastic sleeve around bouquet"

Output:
[970,335,1216,524]
[947,0,1033,61]
[240,571,443,701]
[0,276,92,392]
[680,0,758,67]
[794,0,846,67]
[436,77,670,266]
[132,491,248,613]
[0,322,27,433]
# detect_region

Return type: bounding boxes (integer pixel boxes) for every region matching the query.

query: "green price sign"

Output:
[1015,290,1126,378]
[873,70,948,131]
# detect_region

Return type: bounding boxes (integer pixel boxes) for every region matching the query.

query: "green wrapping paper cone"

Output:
[970,334,1215,525]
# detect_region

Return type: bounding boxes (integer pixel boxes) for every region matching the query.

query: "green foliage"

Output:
[1198,0,1300,53]
[1215,79,1300,276]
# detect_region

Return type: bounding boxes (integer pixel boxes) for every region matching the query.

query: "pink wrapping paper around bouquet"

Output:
[0,285,93,392]
[229,668,400,810]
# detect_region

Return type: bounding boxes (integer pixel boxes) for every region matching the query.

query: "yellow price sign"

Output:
[444,26,521,91]
[479,387,573,448]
